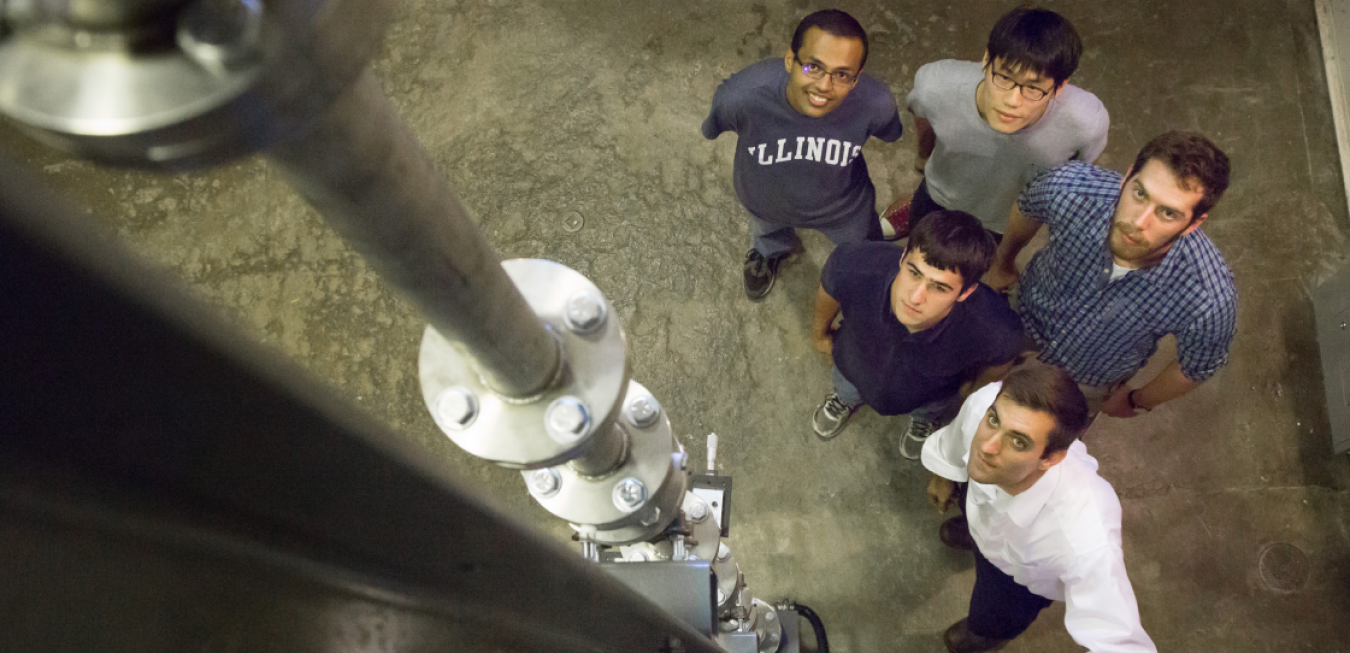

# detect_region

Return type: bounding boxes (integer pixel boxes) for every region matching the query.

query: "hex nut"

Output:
[686,501,709,523]
[639,507,662,526]
[544,396,591,443]
[528,468,561,497]
[625,395,661,428]
[176,0,263,71]
[612,477,648,512]
[434,387,478,431]
[563,292,606,334]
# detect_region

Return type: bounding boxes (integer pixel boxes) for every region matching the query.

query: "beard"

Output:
[1108,222,1186,264]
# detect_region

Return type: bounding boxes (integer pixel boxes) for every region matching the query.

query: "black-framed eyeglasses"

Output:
[989,71,1052,101]
[794,56,858,86]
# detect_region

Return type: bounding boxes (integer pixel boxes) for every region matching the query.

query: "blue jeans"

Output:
[830,364,962,425]
[749,210,882,259]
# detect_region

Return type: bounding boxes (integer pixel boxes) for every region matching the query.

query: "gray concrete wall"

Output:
[4,0,1350,650]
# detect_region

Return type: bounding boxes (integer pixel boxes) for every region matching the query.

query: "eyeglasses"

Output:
[794,56,858,86]
[989,71,1052,101]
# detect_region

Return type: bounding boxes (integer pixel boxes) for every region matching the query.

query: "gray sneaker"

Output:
[898,416,937,460]
[812,393,857,440]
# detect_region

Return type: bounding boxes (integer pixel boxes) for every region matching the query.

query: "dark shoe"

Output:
[944,618,1010,653]
[743,249,781,301]
[812,392,857,440]
[898,416,937,460]
[939,515,975,551]
[880,197,912,241]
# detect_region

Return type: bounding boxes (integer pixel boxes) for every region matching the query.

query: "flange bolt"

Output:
[176,0,263,72]
[626,395,661,428]
[528,468,561,498]
[435,387,478,431]
[687,501,709,523]
[564,292,606,335]
[612,477,648,512]
[544,396,591,443]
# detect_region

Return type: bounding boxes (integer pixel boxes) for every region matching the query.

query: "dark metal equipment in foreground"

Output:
[0,0,825,648]
[0,159,717,653]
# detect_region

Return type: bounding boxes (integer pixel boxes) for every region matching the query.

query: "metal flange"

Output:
[521,380,689,545]
[419,258,629,470]
[0,0,393,168]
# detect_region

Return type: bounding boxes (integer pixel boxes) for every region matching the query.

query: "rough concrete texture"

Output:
[6,0,1350,650]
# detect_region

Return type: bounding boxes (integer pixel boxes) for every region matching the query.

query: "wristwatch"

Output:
[1126,389,1150,414]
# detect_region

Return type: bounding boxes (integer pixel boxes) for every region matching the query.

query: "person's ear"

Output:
[784,48,796,74]
[1048,77,1070,99]
[956,284,978,302]
[1038,448,1068,470]
[1181,212,1209,237]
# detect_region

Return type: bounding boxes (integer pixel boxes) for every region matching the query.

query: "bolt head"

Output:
[717,542,731,562]
[528,468,561,497]
[563,292,606,334]
[625,395,661,428]
[612,477,648,512]
[639,507,663,526]
[687,501,709,522]
[545,396,591,442]
[176,0,263,70]
[435,387,478,431]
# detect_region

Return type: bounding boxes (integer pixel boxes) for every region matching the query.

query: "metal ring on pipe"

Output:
[419,258,629,470]
[521,380,689,545]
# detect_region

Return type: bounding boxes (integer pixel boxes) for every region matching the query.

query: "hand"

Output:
[813,333,833,357]
[927,475,956,514]
[983,259,1019,292]
[1100,384,1137,419]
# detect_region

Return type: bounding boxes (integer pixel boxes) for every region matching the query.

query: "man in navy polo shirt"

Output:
[811,210,1024,458]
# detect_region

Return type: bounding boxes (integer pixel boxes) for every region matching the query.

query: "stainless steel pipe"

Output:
[268,72,561,398]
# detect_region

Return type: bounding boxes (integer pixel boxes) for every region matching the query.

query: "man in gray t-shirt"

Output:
[883,7,1107,240]
[703,9,903,301]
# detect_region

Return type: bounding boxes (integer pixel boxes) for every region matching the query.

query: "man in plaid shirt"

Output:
[986,132,1235,418]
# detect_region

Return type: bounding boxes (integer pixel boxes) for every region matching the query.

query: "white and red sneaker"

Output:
[880,195,913,241]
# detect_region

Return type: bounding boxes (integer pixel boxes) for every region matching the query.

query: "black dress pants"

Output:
[956,482,1052,639]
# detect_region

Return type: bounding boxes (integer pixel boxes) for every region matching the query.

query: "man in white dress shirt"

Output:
[922,363,1155,652]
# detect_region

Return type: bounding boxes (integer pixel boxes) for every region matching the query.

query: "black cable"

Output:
[791,603,828,653]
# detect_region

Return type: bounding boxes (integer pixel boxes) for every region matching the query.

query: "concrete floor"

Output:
[6,0,1350,650]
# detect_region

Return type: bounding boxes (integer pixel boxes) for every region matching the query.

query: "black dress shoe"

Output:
[939,515,976,551]
[944,618,1010,653]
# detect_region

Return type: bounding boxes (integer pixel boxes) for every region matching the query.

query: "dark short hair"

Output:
[985,5,1082,89]
[996,362,1089,458]
[791,9,869,70]
[1127,131,1231,219]
[905,210,996,291]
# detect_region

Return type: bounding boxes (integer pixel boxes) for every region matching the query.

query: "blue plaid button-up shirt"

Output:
[1017,162,1237,387]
